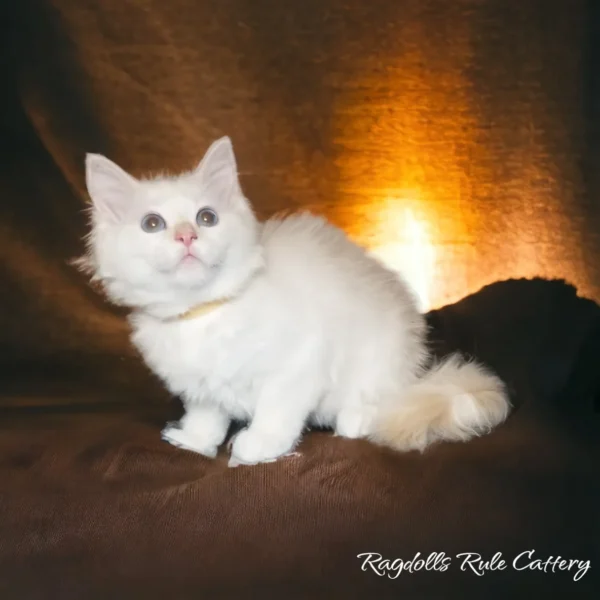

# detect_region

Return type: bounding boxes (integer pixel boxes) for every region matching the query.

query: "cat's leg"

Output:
[334,394,379,439]
[161,402,230,458]
[335,403,377,439]
[328,382,388,439]
[332,362,414,440]
[228,376,317,467]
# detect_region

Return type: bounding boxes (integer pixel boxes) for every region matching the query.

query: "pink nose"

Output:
[174,225,198,247]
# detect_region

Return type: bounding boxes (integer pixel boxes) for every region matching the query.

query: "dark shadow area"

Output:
[427,278,600,413]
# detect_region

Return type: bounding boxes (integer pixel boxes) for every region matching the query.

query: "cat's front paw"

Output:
[161,423,218,458]
[228,428,296,467]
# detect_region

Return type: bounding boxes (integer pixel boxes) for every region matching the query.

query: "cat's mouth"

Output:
[178,251,204,267]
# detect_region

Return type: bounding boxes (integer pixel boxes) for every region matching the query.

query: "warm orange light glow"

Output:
[368,201,436,311]
[331,19,596,311]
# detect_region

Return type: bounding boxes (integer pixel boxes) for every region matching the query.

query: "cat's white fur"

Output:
[80,137,510,466]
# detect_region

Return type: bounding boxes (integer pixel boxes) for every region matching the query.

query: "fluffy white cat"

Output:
[79,136,510,466]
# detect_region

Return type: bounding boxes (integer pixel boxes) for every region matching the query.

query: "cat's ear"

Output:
[85,153,138,221]
[193,137,243,203]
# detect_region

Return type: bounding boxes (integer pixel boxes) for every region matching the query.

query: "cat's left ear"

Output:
[85,154,139,222]
[193,137,243,204]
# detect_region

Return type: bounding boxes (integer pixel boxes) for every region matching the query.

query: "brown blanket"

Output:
[0,279,598,599]
[0,1,599,598]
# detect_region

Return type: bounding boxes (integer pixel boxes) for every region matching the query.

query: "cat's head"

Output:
[78,137,263,318]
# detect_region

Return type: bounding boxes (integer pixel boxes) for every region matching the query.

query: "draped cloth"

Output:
[0,1,598,598]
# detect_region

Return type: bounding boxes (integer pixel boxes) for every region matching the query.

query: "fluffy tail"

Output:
[370,355,510,452]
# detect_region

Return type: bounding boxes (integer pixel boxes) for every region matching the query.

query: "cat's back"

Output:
[261,211,358,270]
[260,212,419,312]
[261,212,376,273]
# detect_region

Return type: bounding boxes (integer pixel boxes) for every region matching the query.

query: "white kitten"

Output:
[79,137,510,466]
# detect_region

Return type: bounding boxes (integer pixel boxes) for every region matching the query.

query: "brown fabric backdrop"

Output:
[0,2,598,599]
[2,0,600,407]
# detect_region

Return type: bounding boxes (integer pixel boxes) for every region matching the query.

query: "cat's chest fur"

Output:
[130,306,273,418]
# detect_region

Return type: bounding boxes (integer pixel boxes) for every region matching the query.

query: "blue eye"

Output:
[141,213,166,233]
[196,207,218,227]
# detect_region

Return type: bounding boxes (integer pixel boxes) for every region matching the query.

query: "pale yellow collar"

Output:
[173,298,230,321]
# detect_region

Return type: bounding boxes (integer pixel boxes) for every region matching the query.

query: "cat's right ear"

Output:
[85,154,138,222]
